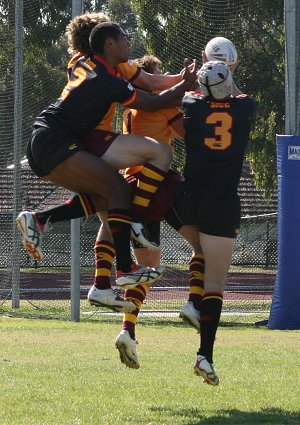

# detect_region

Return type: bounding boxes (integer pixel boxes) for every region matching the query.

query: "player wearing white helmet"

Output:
[205,36,238,66]
[165,60,256,385]
[198,60,233,99]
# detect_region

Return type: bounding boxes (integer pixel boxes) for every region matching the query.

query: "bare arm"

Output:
[134,70,182,91]
[133,62,196,91]
[128,61,197,112]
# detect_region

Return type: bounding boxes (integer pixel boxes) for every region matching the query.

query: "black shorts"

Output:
[166,180,240,238]
[132,221,160,249]
[27,126,84,177]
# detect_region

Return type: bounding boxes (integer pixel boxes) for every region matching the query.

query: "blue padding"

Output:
[268,135,300,329]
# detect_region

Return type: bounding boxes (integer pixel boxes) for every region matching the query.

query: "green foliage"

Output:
[0,0,71,165]
[131,0,285,194]
[107,0,147,58]
[0,0,286,191]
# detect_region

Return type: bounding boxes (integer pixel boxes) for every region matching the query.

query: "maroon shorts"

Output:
[83,129,119,158]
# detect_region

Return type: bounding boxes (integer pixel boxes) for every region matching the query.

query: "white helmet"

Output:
[198,61,233,99]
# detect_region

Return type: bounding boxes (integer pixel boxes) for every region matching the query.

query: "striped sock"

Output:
[107,208,134,272]
[188,254,205,310]
[131,163,166,219]
[94,240,115,290]
[122,283,150,340]
[35,193,96,225]
[199,292,223,364]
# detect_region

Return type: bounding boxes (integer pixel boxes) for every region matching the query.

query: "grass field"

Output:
[1,316,300,425]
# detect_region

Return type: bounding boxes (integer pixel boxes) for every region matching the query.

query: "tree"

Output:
[0,0,71,165]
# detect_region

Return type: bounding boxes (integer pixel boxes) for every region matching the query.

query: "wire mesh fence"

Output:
[0,0,282,323]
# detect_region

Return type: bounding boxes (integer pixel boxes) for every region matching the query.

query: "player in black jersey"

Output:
[165,61,256,385]
[19,22,197,313]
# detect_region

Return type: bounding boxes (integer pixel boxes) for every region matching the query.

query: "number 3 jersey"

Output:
[182,92,256,194]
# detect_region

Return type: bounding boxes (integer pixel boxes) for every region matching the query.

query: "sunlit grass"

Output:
[1,317,299,425]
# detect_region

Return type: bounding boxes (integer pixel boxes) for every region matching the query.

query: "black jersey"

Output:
[182,92,256,194]
[34,55,136,138]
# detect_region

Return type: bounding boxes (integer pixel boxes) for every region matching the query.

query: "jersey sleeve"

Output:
[117,61,141,82]
[109,76,137,105]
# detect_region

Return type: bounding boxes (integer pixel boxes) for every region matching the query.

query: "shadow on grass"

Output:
[150,406,300,425]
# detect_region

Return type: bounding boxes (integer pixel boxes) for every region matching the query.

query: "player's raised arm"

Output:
[134,60,196,91]
[129,60,198,112]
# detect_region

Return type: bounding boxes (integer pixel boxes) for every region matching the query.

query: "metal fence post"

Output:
[70,0,83,322]
[11,0,24,308]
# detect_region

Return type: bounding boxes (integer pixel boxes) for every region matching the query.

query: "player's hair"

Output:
[65,12,110,55]
[134,55,162,74]
[89,22,123,55]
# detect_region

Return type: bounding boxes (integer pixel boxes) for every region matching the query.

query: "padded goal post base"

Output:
[268,135,300,329]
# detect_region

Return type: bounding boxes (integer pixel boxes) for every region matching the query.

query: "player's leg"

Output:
[132,221,161,267]
[100,133,172,170]
[101,134,173,222]
[87,211,163,307]
[57,155,159,310]
[16,150,122,261]
[16,193,104,261]
[194,233,234,386]
[115,282,150,369]
[44,150,129,200]
[132,248,161,268]
[115,221,161,368]
[87,212,136,313]
[165,195,205,331]
[130,168,182,250]
[178,225,204,331]
[85,132,174,250]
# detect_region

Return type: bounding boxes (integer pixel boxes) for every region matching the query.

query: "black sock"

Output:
[198,292,223,364]
[35,194,96,225]
[107,208,134,272]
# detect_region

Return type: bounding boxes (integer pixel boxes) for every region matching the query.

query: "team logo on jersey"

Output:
[127,83,134,91]
[85,58,96,70]
[68,144,78,150]
[288,146,300,160]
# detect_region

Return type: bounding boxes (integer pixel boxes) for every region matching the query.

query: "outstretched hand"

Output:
[181,59,198,88]
[180,58,194,75]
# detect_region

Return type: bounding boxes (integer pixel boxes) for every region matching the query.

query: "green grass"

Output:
[1,317,300,425]
[0,298,271,325]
